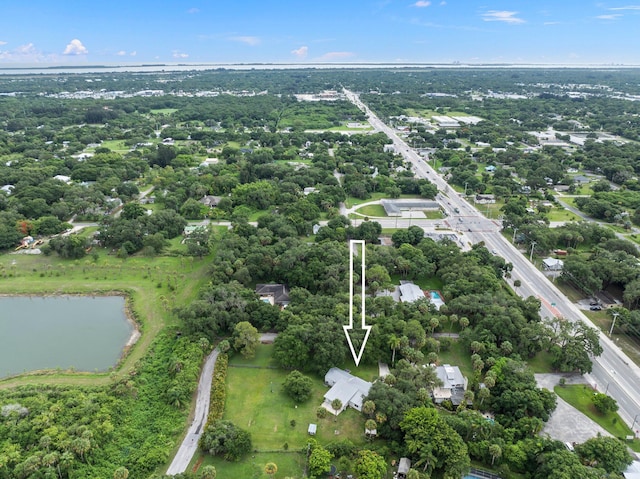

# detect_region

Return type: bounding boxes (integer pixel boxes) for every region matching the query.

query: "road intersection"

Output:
[344,88,640,435]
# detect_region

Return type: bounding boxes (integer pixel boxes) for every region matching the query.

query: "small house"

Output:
[432,364,468,406]
[308,423,317,436]
[542,258,564,271]
[398,282,426,303]
[255,283,290,308]
[199,195,222,208]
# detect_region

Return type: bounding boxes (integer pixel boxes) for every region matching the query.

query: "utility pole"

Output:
[609,311,620,336]
[512,227,518,243]
[529,241,537,262]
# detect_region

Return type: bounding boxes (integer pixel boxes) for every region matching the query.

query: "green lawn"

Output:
[554,384,640,451]
[527,351,555,373]
[345,193,387,208]
[93,139,131,153]
[546,207,581,222]
[438,340,473,379]
[191,451,308,479]
[389,275,444,292]
[150,108,179,115]
[355,204,387,217]
[224,345,368,451]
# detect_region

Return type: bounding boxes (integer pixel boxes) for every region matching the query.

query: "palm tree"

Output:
[331,399,343,419]
[489,444,502,465]
[388,334,401,366]
[478,387,490,405]
[264,462,277,478]
[113,466,129,479]
[362,400,376,417]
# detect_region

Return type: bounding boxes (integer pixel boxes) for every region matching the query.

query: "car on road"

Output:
[492,249,498,254]
[589,301,599,306]
[590,305,602,311]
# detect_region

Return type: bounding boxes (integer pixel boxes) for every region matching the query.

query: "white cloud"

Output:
[187,7,200,14]
[609,5,640,10]
[0,41,6,46]
[228,36,261,46]
[440,1,446,4]
[316,51,355,61]
[63,39,88,55]
[481,10,525,24]
[0,43,47,62]
[412,1,431,7]
[130,51,137,56]
[596,14,622,19]
[543,21,561,25]
[116,50,127,56]
[291,46,308,59]
[172,50,189,59]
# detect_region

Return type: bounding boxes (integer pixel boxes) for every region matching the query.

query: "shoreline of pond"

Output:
[0,292,142,379]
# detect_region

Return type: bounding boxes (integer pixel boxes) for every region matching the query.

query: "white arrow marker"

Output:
[344,239,371,366]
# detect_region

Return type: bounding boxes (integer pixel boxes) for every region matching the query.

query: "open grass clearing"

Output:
[150,108,179,115]
[554,384,640,451]
[527,351,555,373]
[191,451,307,479]
[224,345,367,451]
[354,204,387,217]
[546,207,581,222]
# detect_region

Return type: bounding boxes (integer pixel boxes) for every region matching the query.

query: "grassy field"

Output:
[355,204,387,217]
[192,451,308,479]
[0,249,212,388]
[546,207,581,222]
[554,384,640,451]
[150,108,179,115]
[224,345,368,451]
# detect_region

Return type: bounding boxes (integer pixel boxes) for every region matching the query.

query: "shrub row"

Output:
[207,352,228,423]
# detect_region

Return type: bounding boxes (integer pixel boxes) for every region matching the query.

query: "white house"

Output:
[323,368,372,415]
[398,282,426,303]
[432,364,468,406]
[542,258,564,271]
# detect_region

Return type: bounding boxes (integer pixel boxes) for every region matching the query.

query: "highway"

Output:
[344,89,640,434]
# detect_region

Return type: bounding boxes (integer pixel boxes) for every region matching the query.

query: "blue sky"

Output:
[1,1,639,65]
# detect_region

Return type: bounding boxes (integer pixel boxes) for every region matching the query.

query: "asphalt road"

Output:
[344,88,640,433]
[166,347,219,475]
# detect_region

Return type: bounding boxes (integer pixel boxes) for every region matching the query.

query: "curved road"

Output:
[344,88,640,434]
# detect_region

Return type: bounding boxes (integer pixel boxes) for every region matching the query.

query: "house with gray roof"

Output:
[323,368,372,415]
[255,283,290,308]
[398,281,426,303]
[432,364,468,406]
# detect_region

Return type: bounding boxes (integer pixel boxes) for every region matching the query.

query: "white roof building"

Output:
[542,258,564,271]
[432,364,468,405]
[398,282,426,303]
[323,368,372,415]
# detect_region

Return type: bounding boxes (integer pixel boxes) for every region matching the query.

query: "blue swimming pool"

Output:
[430,291,441,300]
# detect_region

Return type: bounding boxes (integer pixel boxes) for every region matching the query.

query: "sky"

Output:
[1,1,640,66]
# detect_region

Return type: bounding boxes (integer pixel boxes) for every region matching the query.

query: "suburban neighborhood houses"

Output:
[1,66,640,479]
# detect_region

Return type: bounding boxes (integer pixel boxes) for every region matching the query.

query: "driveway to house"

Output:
[166,333,277,475]
[166,346,219,476]
[535,373,612,444]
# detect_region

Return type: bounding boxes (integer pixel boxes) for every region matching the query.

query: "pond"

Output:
[0,295,135,378]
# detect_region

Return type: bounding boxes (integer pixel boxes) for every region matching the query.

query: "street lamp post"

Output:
[512,227,518,243]
[632,414,639,435]
[609,311,620,336]
[529,241,537,262]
